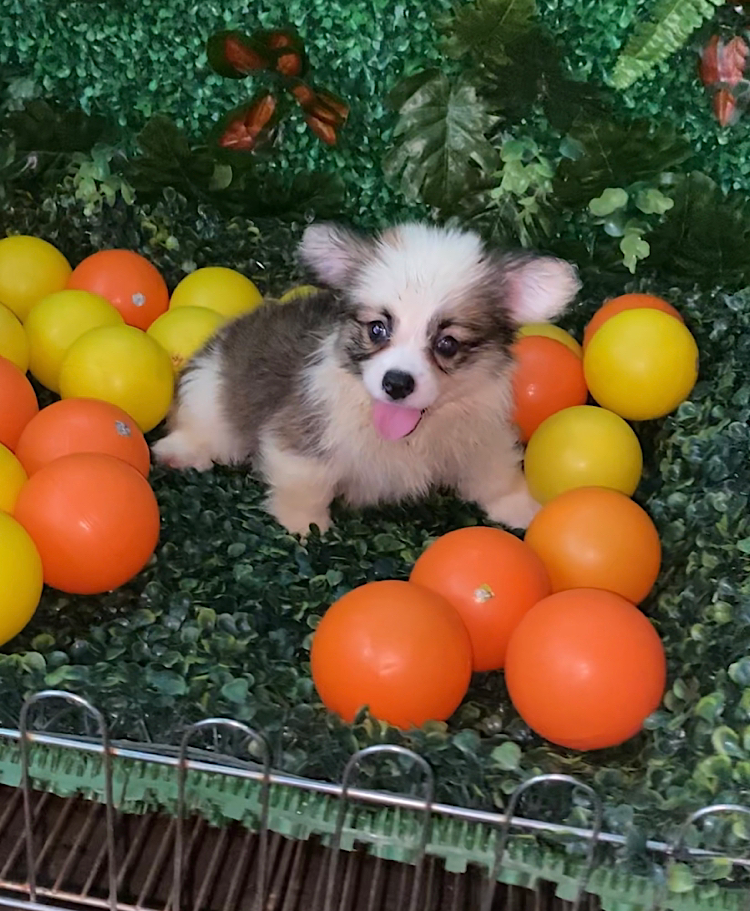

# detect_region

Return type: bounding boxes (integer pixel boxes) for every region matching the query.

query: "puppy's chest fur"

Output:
[288,349,512,505]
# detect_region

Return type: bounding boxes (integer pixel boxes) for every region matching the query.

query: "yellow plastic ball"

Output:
[25,290,125,393]
[0,512,43,645]
[524,405,643,504]
[169,267,263,319]
[0,235,72,322]
[0,303,30,372]
[517,322,583,359]
[147,306,227,372]
[59,325,174,433]
[583,309,699,421]
[0,443,27,513]
[279,284,319,303]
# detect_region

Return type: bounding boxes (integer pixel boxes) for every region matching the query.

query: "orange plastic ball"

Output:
[14,452,160,595]
[583,293,684,350]
[410,526,551,671]
[15,398,151,478]
[511,336,589,442]
[505,589,667,750]
[524,487,661,604]
[311,581,473,729]
[66,250,169,331]
[0,357,39,451]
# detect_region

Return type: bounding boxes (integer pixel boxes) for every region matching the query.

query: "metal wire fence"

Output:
[0,690,747,911]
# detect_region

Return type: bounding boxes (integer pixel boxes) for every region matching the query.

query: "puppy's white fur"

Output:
[155,351,246,471]
[153,222,580,536]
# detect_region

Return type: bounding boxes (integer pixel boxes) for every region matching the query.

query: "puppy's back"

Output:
[214,290,343,454]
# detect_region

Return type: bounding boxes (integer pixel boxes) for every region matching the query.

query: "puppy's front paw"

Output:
[152,432,214,472]
[268,499,332,538]
[482,485,541,531]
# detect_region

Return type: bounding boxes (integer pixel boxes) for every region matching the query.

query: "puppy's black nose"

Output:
[382,369,415,401]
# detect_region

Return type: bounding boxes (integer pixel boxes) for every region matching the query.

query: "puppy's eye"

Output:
[368,320,389,342]
[435,335,460,357]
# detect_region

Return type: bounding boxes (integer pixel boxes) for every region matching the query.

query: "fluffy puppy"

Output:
[152,221,580,535]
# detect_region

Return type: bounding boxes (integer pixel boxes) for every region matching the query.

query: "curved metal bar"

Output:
[652,803,750,911]
[481,773,604,911]
[323,745,435,911]
[19,690,117,911]
[173,718,271,911]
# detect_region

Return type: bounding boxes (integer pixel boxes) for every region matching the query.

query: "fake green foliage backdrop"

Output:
[4,0,750,905]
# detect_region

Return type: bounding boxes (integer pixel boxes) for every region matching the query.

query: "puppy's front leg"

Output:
[457,439,540,531]
[259,435,336,537]
[480,473,540,530]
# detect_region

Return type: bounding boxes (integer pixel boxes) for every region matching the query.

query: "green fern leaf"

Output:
[611,0,724,90]
[440,0,537,67]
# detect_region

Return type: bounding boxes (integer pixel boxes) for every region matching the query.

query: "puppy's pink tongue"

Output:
[372,402,422,440]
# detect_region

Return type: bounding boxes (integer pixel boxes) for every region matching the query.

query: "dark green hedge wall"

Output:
[4,0,750,229]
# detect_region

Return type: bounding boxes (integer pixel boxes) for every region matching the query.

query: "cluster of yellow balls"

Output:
[0,236,316,434]
[518,296,699,505]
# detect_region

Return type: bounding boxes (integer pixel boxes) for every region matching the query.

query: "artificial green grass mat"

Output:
[1,261,750,900]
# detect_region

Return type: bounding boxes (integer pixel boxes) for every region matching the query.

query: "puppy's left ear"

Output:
[498,253,581,324]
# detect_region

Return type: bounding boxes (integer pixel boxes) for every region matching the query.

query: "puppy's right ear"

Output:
[298,223,371,289]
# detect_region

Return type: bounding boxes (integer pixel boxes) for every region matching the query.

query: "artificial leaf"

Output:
[126,115,215,198]
[0,134,38,199]
[491,741,522,770]
[4,99,109,153]
[0,99,112,194]
[291,84,349,145]
[499,139,530,162]
[261,28,309,79]
[126,111,337,220]
[238,170,346,220]
[209,27,310,79]
[667,862,695,894]
[699,35,749,92]
[589,187,629,217]
[206,30,273,79]
[221,677,251,704]
[386,68,438,112]
[635,187,674,214]
[711,724,743,758]
[729,657,750,686]
[699,35,750,126]
[648,171,750,287]
[611,0,725,91]
[215,93,281,153]
[712,87,740,128]
[440,0,537,67]
[620,228,650,272]
[694,689,726,723]
[445,158,556,248]
[384,69,498,209]
[475,31,608,132]
[459,139,556,246]
[553,118,692,208]
[147,670,188,697]
[601,209,629,237]
[209,163,233,191]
